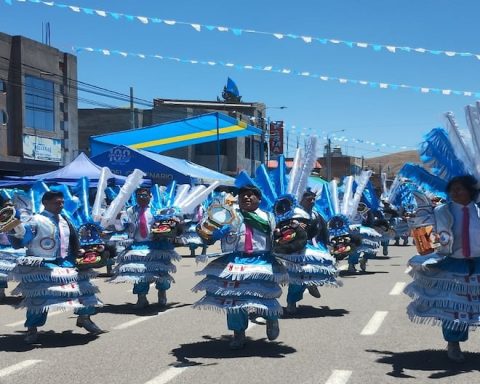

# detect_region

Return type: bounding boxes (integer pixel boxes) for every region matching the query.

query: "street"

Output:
[1,244,479,384]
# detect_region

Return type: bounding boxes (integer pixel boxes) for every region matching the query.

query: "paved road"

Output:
[1,244,479,384]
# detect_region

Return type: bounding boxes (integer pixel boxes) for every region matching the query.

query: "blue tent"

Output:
[90,146,235,186]
[0,153,148,187]
[89,112,262,156]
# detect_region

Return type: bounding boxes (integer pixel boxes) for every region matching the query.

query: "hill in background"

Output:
[364,150,421,177]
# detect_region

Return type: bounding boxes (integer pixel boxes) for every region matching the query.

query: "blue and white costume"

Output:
[0,233,25,299]
[110,203,177,296]
[275,206,341,311]
[10,210,102,327]
[193,200,287,331]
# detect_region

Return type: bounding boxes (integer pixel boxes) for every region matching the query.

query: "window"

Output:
[0,79,6,93]
[24,75,55,131]
[1,109,7,125]
[245,137,251,158]
[195,140,227,156]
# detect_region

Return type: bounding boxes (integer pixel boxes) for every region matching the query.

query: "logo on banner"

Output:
[108,147,131,165]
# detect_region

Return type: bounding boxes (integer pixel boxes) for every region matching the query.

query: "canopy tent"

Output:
[0,153,148,187]
[91,146,235,186]
[89,112,262,156]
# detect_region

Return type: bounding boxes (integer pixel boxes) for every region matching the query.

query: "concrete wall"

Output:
[0,32,78,175]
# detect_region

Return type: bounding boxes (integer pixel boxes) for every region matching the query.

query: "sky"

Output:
[1,0,479,159]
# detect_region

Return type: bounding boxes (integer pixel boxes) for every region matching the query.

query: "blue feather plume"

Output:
[398,163,448,199]
[420,128,467,180]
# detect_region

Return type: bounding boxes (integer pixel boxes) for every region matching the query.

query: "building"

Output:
[79,99,268,176]
[317,145,363,180]
[0,32,78,177]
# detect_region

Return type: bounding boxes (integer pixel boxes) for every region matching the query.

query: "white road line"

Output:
[246,321,258,331]
[389,282,407,295]
[5,311,63,327]
[0,360,42,378]
[360,311,388,336]
[325,369,352,384]
[144,366,188,384]
[404,266,412,274]
[113,310,172,330]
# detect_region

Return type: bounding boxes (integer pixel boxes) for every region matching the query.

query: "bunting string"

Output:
[74,46,480,98]
[284,128,415,151]
[4,0,480,61]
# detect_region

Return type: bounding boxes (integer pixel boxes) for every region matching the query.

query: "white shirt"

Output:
[450,201,480,259]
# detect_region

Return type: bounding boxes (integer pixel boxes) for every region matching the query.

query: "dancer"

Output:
[195,185,286,349]
[9,190,104,343]
[278,190,340,315]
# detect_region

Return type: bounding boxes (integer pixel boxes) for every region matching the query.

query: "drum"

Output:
[197,194,241,239]
[411,225,439,255]
[0,206,21,233]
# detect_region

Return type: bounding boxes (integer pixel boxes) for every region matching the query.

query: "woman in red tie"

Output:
[405,175,480,363]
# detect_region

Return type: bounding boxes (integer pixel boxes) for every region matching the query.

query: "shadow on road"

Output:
[281,305,349,319]
[339,270,389,277]
[0,330,98,352]
[0,295,23,307]
[97,302,190,316]
[170,335,296,366]
[367,348,480,379]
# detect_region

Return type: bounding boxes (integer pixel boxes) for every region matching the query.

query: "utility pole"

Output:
[326,137,332,181]
[130,86,135,129]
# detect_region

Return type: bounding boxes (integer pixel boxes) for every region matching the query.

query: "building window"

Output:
[195,140,227,156]
[0,79,6,93]
[245,137,251,158]
[24,75,55,132]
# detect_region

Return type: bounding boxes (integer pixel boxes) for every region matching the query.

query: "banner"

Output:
[269,121,284,159]
[23,134,62,162]
[6,0,479,61]
[75,47,480,98]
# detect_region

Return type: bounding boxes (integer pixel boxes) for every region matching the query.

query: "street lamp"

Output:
[325,129,345,181]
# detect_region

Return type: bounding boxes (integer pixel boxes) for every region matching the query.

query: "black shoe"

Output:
[76,316,105,335]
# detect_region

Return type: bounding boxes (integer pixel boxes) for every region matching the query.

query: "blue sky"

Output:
[1,0,479,159]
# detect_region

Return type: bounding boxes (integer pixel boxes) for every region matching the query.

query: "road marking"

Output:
[360,311,388,335]
[5,311,62,327]
[404,266,412,274]
[0,360,42,378]
[325,369,352,384]
[113,310,172,330]
[246,321,258,331]
[144,366,188,384]
[389,282,407,295]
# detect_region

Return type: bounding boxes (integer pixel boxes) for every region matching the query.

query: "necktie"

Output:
[244,224,253,254]
[139,208,148,238]
[462,206,471,258]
